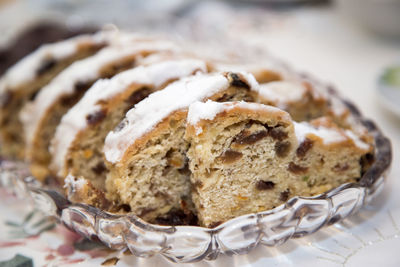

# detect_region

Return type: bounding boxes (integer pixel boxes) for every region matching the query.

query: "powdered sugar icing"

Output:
[50,59,207,174]
[20,41,176,150]
[187,100,289,135]
[294,121,369,150]
[0,32,109,92]
[257,81,307,108]
[104,72,258,163]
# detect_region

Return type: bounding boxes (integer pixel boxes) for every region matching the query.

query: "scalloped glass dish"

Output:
[0,89,392,263]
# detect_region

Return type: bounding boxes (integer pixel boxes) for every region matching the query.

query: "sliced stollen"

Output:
[21,41,178,181]
[214,62,350,125]
[103,72,258,224]
[264,77,375,148]
[185,100,297,227]
[213,62,345,124]
[51,59,208,207]
[185,101,373,227]
[290,117,373,196]
[275,75,365,133]
[0,31,108,159]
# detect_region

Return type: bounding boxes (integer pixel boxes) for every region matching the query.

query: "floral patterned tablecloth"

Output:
[0,188,121,266]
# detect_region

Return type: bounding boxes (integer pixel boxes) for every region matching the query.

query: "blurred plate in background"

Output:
[378,66,400,117]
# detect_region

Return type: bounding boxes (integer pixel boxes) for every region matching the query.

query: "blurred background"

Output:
[2,0,399,120]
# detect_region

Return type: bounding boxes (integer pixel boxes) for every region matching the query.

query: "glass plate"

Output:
[0,88,392,263]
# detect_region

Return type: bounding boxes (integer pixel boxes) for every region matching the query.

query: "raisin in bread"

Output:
[50,59,208,207]
[102,72,258,223]
[213,62,338,123]
[185,100,296,227]
[291,117,373,195]
[185,100,372,227]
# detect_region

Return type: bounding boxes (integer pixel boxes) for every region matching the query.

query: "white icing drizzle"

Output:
[294,121,346,145]
[187,101,228,130]
[104,72,259,164]
[0,32,109,91]
[344,129,370,151]
[256,81,307,109]
[238,71,260,92]
[187,100,289,135]
[0,29,172,93]
[50,59,207,174]
[20,41,176,151]
[293,121,369,150]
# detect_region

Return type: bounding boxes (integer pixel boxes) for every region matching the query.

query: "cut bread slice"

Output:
[214,63,349,125]
[185,101,373,227]
[0,32,108,159]
[255,78,374,152]
[291,117,373,195]
[102,72,258,224]
[185,101,297,227]
[50,59,207,207]
[20,41,177,181]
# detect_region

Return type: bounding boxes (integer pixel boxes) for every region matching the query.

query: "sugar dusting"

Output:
[294,121,346,145]
[50,59,207,174]
[294,121,369,150]
[187,100,288,135]
[104,73,233,163]
[345,129,370,151]
[0,32,109,91]
[257,81,307,108]
[20,41,176,150]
